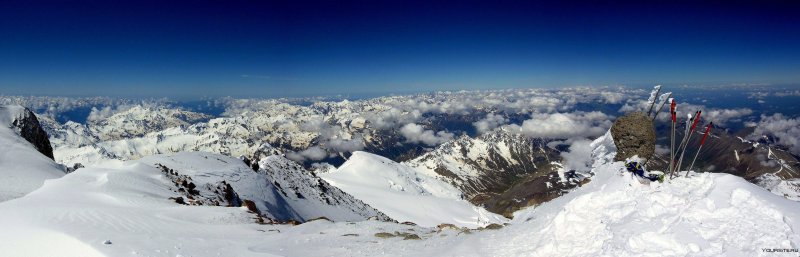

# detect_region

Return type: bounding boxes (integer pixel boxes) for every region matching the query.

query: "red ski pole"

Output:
[669,99,677,178]
[686,122,713,177]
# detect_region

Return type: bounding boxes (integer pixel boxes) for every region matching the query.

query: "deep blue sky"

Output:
[1,1,799,97]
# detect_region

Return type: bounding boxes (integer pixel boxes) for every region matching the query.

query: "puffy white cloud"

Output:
[400,123,454,146]
[702,108,753,125]
[86,105,136,123]
[642,100,753,127]
[473,113,509,134]
[0,96,162,121]
[655,144,670,155]
[364,108,422,130]
[326,137,365,153]
[87,106,114,123]
[560,139,594,172]
[300,119,343,140]
[757,153,779,168]
[600,91,625,104]
[298,118,366,154]
[286,146,328,162]
[508,111,612,139]
[748,113,800,155]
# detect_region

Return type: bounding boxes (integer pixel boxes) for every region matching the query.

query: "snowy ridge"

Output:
[88,105,211,141]
[403,127,585,217]
[256,155,392,222]
[138,152,389,222]
[321,151,508,228]
[756,173,800,201]
[406,127,558,198]
[51,121,276,167]
[0,105,65,202]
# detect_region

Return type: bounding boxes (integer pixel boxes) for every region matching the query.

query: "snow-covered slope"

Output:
[429,131,800,256]
[256,155,392,222]
[0,154,268,257]
[0,105,64,202]
[321,151,508,228]
[1,127,798,256]
[137,152,389,223]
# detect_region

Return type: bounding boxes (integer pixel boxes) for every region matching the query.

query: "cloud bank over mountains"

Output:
[749,114,800,155]
[508,112,612,139]
[4,86,796,162]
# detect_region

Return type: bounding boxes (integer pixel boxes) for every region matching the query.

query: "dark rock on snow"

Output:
[5,106,55,160]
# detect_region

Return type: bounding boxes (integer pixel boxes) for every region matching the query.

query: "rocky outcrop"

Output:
[405,128,578,217]
[5,106,55,160]
[611,112,655,162]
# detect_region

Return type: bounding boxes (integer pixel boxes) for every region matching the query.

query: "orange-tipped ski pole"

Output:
[686,122,712,177]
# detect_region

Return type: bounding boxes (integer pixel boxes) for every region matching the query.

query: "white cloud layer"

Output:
[286,146,328,162]
[560,139,595,172]
[748,113,800,155]
[400,123,455,146]
[473,113,509,134]
[508,111,612,139]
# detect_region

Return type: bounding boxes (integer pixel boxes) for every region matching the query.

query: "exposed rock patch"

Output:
[611,111,655,161]
[6,106,54,160]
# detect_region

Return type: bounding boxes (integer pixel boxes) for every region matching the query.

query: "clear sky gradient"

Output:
[1,1,799,97]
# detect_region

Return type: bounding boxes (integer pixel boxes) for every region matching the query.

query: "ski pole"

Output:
[672,111,695,160]
[673,111,701,162]
[686,122,712,177]
[652,93,672,121]
[675,110,702,174]
[646,85,662,117]
[668,99,677,178]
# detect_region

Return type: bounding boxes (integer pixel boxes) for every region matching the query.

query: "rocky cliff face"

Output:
[611,111,655,161]
[4,106,55,160]
[406,128,575,217]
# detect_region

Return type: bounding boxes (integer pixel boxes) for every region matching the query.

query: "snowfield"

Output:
[0,127,798,256]
[321,151,509,228]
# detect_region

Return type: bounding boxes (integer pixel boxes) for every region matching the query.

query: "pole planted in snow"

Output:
[674,110,701,158]
[686,122,712,177]
[675,110,702,176]
[672,111,694,163]
[669,99,677,178]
